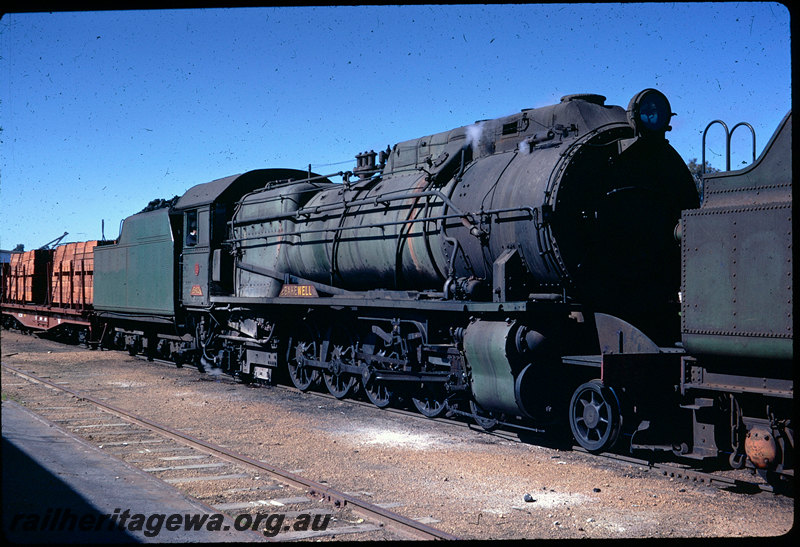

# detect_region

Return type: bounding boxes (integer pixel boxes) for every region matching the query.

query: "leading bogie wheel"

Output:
[569,379,622,453]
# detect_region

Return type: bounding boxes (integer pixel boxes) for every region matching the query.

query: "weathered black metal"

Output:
[597,110,793,478]
[229,94,697,337]
[3,89,792,485]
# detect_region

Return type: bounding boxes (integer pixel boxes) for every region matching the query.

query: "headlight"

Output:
[627,89,673,136]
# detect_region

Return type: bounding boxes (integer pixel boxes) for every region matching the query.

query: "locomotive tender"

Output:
[1,89,792,481]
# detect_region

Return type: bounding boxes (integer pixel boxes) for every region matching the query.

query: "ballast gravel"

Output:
[1,331,793,540]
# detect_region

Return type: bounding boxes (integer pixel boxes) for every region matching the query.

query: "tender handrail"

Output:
[701,119,756,173]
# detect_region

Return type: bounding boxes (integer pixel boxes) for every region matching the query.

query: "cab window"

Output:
[186,210,198,246]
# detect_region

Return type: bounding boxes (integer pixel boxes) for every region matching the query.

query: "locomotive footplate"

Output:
[211,294,532,313]
[600,353,682,388]
[596,352,685,453]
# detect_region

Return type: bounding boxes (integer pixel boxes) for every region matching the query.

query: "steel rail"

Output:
[1,363,460,541]
[274,380,785,496]
[569,446,780,494]
[131,355,790,497]
[8,349,787,499]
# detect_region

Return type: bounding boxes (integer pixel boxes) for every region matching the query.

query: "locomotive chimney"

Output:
[354,150,378,180]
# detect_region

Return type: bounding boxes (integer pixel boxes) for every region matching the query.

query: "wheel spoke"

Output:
[412,384,446,418]
[324,371,355,398]
[322,324,356,399]
[364,376,393,408]
[569,380,621,452]
[287,329,319,391]
[470,400,500,431]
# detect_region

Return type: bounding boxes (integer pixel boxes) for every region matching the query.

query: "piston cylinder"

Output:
[462,319,547,418]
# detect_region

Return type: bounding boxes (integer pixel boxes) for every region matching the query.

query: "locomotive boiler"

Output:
[231,90,697,334]
[217,89,698,424]
[5,88,789,481]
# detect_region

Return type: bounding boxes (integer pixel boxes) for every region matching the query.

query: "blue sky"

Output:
[0,3,791,249]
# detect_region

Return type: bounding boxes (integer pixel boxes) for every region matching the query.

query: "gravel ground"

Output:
[1,330,794,540]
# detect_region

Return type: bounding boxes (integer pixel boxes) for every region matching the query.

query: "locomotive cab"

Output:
[174,171,266,308]
[173,169,317,308]
[4,86,791,488]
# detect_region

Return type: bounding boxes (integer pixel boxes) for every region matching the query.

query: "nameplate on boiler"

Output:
[278,284,319,298]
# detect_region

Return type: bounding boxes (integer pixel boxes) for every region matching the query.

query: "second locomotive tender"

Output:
[93,89,699,440]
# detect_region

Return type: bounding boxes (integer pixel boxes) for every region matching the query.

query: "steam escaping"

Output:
[465,123,484,152]
[199,354,222,377]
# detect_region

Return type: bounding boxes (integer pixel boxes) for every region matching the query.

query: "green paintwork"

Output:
[681,205,792,360]
[682,112,792,360]
[462,319,523,416]
[233,181,336,297]
[93,208,176,316]
[181,205,211,307]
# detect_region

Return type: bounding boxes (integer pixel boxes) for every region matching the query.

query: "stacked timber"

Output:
[4,250,52,305]
[51,241,97,308]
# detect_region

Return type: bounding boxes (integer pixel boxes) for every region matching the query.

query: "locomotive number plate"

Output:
[279,284,319,298]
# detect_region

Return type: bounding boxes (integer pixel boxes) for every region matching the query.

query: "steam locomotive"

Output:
[2,89,792,482]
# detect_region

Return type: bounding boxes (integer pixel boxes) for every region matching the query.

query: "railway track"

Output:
[4,330,785,497]
[127,353,788,497]
[1,363,459,541]
[280,384,785,496]
[5,340,786,502]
